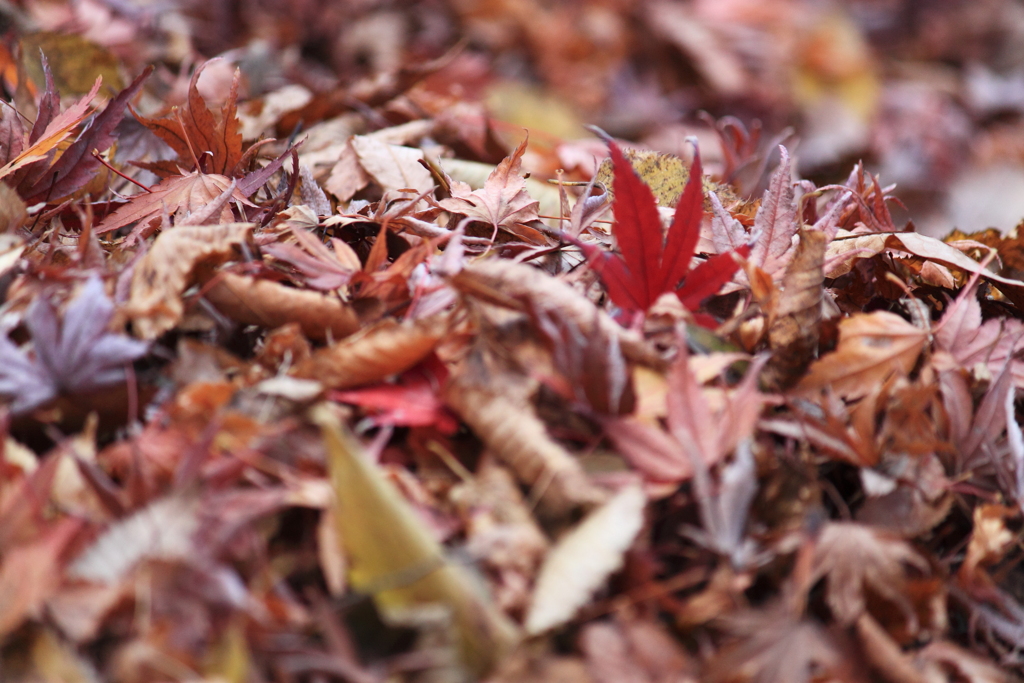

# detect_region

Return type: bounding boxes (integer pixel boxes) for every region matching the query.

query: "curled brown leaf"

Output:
[203,272,361,341]
[292,313,452,389]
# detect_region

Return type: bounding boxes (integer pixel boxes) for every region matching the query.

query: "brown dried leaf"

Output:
[812,521,931,627]
[96,172,246,236]
[135,60,244,176]
[826,230,1024,305]
[763,228,826,389]
[203,272,361,341]
[444,348,608,519]
[292,313,451,389]
[796,311,927,400]
[438,137,540,238]
[127,223,253,339]
[350,136,435,195]
[450,258,665,370]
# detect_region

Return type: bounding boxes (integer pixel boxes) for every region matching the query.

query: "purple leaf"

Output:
[0,276,149,414]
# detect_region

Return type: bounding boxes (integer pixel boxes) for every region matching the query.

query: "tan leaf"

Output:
[444,350,608,519]
[812,521,931,626]
[127,223,253,339]
[525,484,645,634]
[796,311,927,400]
[203,272,361,341]
[438,137,540,236]
[764,228,826,389]
[292,313,450,389]
[350,136,435,194]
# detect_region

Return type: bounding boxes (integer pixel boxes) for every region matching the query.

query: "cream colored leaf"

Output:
[67,496,199,584]
[350,136,434,194]
[525,484,646,634]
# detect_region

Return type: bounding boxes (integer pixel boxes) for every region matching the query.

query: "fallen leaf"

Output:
[763,228,827,389]
[575,136,747,315]
[525,484,645,634]
[0,517,82,639]
[312,405,519,678]
[439,136,540,239]
[127,223,253,339]
[444,347,608,519]
[293,313,451,389]
[134,60,244,176]
[351,136,435,195]
[812,521,931,627]
[0,276,149,414]
[203,272,361,341]
[67,496,200,584]
[796,311,927,400]
[95,172,246,236]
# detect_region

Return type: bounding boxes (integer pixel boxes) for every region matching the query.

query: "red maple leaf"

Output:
[576,137,749,315]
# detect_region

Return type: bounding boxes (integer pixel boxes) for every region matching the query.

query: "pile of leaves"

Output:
[5,2,1024,682]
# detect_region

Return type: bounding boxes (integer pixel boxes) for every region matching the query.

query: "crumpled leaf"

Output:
[127,223,253,339]
[0,276,150,414]
[449,257,665,369]
[203,272,362,341]
[444,346,609,519]
[525,484,645,634]
[763,227,827,389]
[438,136,540,239]
[293,313,451,389]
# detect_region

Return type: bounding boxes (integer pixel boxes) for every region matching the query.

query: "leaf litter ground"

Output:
[2,3,1024,682]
